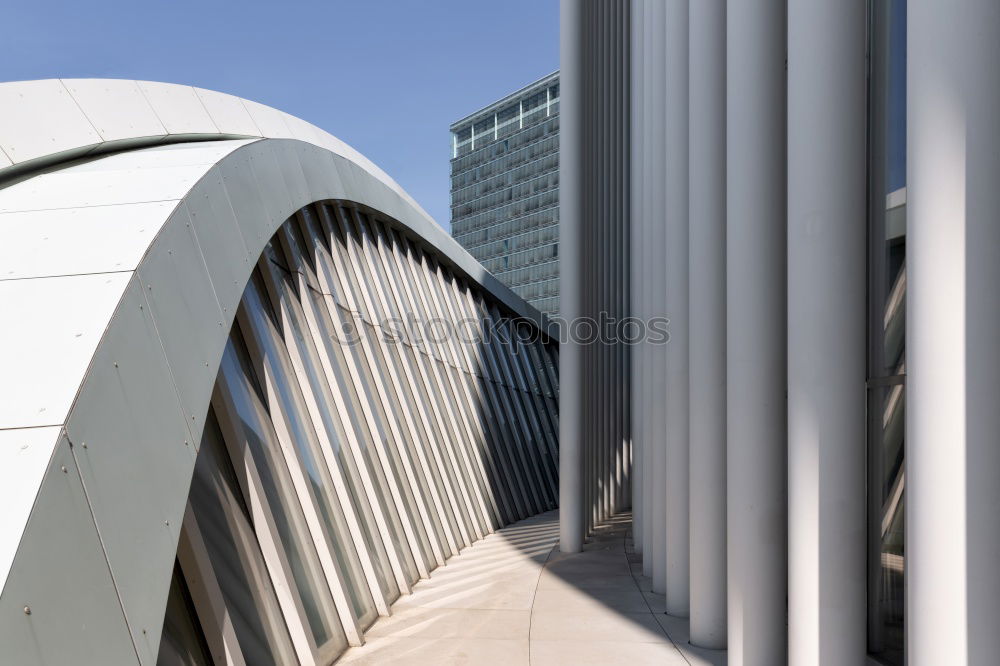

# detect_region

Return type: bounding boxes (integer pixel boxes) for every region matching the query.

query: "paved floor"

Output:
[337,511,727,665]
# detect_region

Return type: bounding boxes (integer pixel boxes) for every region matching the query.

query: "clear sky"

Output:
[0,0,559,231]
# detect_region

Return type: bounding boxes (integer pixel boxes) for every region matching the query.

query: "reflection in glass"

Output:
[868,384,905,664]
[240,269,393,617]
[156,563,213,666]
[215,336,347,653]
[867,1,906,664]
[189,411,298,665]
[360,319,436,562]
[301,286,402,602]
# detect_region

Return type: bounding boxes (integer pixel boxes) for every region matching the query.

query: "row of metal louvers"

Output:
[159,200,559,665]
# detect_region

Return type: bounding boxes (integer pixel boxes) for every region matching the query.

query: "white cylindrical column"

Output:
[629,0,645,553]
[908,2,1000,664]
[688,0,727,648]
[726,0,787,663]
[664,0,690,617]
[596,0,607,527]
[559,0,585,554]
[787,1,867,664]
[611,0,628,521]
[649,0,669,595]
[640,0,656,580]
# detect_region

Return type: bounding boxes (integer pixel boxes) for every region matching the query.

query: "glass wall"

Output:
[185,411,300,665]
[159,200,559,665]
[450,74,561,315]
[156,564,213,666]
[867,1,907,664]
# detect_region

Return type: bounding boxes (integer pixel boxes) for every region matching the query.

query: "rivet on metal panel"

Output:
[164,520,169,526]
[184,440,189,446]
[113,362,118,367]
[23,606,30,615]
[60,466,67,473]
[81,442,87,448]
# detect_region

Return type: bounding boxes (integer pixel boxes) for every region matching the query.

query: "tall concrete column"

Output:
[596,0,607,527]
[616,3,632,511]
[583,0,596,537]
[613,0,623,517]
[726,0,787,663]
[787,1,866,664]
[559,0,585,554]
[649,0,669,594]
[664,0,690,617]
[908,2,1000,664]
[629,0,645,552]
[640,0,656,579]
[688,0,727,648]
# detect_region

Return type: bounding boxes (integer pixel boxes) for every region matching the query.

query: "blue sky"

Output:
[1,0,559,231]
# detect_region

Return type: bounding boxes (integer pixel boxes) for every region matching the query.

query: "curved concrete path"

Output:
[337,511,726,665]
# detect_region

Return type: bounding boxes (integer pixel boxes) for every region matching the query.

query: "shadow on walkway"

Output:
[337,511,727,665]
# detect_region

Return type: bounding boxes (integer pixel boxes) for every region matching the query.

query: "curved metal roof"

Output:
[0,79,550,331]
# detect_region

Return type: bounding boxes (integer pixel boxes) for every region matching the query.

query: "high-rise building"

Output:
[450,72,560,316]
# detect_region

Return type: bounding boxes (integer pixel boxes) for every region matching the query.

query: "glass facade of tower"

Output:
[450,72,560,316]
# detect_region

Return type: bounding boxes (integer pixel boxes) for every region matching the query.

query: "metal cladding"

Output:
[0,80,558,664]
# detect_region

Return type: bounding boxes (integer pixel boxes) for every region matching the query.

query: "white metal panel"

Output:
[247,141,295,223]
[0,167,196,213]
[242,98,294,138]
[64,78,166,141]
[295,141,344,203]
[136,205,225,436]
[274,141,311,212]
[0,147,11,168]
[193,86,260,136]
[0,202,175,280]
[0,272,131,429]
[217,151,272,253]
[339,161,382,217]
[66,276,196,665]
[0,142,244,213]
[0,436,140,666]
[309,127,351,161]
[0,425,61,595]
[0,79,100,163]
[330,156,361,205]
[282,113,329,148]
[183,174,253,310]
[64,139,254,171]
[137,80,219,135]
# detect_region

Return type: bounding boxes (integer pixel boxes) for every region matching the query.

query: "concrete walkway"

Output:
[337,511,726,665]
